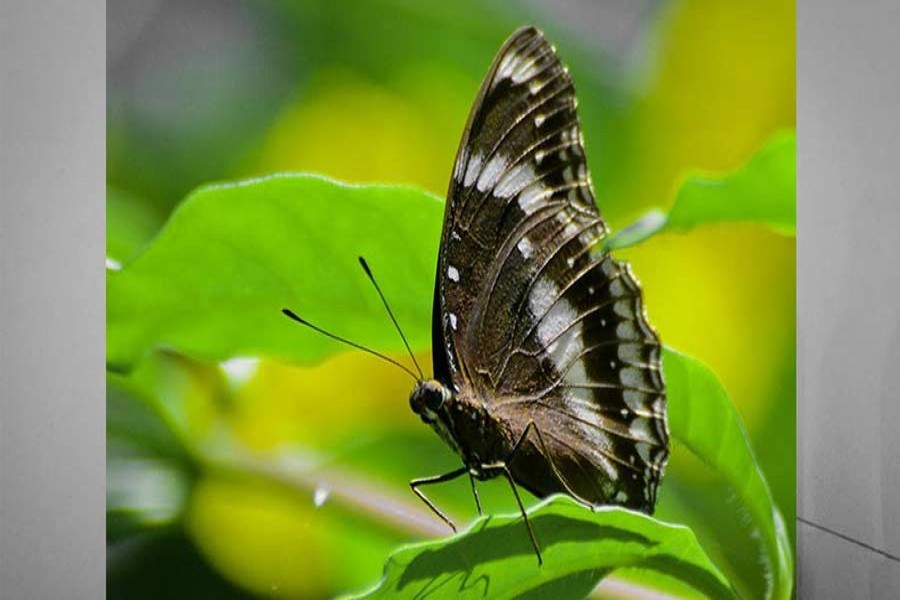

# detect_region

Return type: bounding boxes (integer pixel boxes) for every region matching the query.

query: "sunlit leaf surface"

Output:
[108,173,793,598]
[349,496,736,600]
[665,348,793,600]
[607,133,795,250]
[107,175,442,371]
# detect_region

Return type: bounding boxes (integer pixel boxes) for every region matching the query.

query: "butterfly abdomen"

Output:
[436,391,514,469]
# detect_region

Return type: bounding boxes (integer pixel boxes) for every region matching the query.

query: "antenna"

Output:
[281,308,420,382]
[357,256,425,380]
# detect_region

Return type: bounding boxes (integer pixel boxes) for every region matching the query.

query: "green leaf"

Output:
[348,496,736,600]
[107,175,443,371]
[606,132,796,250]
[664,347,793,600]
[108,173,793,596]
[107,186,165,266]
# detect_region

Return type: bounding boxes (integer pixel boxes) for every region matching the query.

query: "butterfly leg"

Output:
[510,420,597,510]
[410,467,467,533]
[469,472,483,516]
[480,461,543,566]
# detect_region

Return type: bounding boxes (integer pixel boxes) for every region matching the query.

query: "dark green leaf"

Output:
[108,529,252,600]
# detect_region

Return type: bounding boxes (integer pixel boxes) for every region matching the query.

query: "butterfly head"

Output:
[409,379,452,424]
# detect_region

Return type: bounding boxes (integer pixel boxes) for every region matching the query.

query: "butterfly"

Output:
[284,25,668,565]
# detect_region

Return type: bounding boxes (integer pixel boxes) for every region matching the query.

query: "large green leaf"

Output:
[339,350,792,600]
[107,144,796,370]
[606,132,796,250]
[664,348,793,600]
[348,495,736,600]
[107,175,442,371]
[107,173,793,597]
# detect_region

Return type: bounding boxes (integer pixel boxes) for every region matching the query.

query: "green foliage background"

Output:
[107,1,795,598]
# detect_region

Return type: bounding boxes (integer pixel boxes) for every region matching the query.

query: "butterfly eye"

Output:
[424,387,445,412]
[409,381,447,419]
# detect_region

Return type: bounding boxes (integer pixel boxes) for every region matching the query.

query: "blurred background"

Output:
[107,1,795,598]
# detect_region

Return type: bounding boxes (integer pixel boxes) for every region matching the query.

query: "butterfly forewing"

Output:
[434,26,668,511]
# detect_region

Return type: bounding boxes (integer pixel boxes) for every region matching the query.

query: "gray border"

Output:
[0,1,105,599]
[4,0,900,597]
[797,0,900,597]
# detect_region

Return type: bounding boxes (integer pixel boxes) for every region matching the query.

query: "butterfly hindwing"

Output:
[433,26,668,511]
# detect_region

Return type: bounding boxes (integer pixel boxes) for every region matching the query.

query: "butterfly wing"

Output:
[432,26,668,511]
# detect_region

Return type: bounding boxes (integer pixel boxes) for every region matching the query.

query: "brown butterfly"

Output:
[285,25,668,564]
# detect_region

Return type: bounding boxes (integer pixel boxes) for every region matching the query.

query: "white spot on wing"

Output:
[610,279,625,297]
[635,442,652,464]
[449,313,458,330]
[495,162,535,199]
[463,152,483,187]
[617,342,642,364]
[531,280,584,383]
[623,390,651,413]
[512,59,541,84]
[556,212,580,237]
[517,183,548,214]
[530,277,560,332]
[616,321,638,340]
[629,419,656,444]
[620,367,647,389]
[517,237,534,259]
[601,260,618,277]
[613,299,633,318]
[496,51,520,80]
[562,348,587,384]
[477,154,507,192]
[447,265,460,282]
